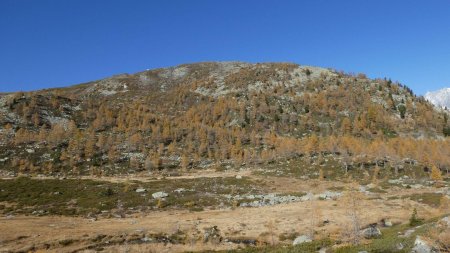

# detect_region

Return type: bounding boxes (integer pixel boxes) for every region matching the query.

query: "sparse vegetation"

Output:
[409,208,422,226]
[0,176,264,215]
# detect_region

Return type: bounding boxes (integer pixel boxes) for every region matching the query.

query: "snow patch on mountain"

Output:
[425,87,450,110]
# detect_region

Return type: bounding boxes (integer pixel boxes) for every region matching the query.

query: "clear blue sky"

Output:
[1,0,450,95]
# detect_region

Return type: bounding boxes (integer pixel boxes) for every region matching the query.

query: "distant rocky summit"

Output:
[425,87,450,110]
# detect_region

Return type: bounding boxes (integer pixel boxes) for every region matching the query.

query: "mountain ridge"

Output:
[0,61,448,177]
[425,87,450,110]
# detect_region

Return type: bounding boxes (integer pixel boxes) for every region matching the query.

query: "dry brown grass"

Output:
[0,175,445,252]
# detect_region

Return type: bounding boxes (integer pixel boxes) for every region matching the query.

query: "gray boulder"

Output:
[411,236,437,253]
[135,188,146,193]
[361,225,382,239]
[292,235,312,245]
[440,216,449,226]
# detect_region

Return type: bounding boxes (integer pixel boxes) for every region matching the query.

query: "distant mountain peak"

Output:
[425,87,450,110]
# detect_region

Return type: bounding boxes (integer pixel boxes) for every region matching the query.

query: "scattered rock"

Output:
[174,188,185,193]
[135,188,146,193]
[292,235,312,245]
[141,236,152,242]
[440,216,449,226]
[238,193,306,207]
[400,228,415,238]
[300,192,314,201]
[86,212,97,221]
[235,175,242,179]
[152,191,168,199]
[366,183,376,189]
[388,179,402,184]
[235,190,342,207]
[316,191,341,200]
[226,238,257,246]
[359,185,373,195]
[361,225,382,239]
[411,236,437,253]
[381,219,393,227]
[203,226,222,244]
[31,210,45,215]
[112,212,125,219]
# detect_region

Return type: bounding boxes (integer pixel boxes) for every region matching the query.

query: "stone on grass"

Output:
[381,219,393,227]
[292,235,312,245]
[361,225,382,239]
[411,236,437,253]
[135,188,146,193]
[152,191,168,199]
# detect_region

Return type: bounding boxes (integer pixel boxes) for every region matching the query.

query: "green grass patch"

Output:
[403,193,443,207]
[0,176,265,216]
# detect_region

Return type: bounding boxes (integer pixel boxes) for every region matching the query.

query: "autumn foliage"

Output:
[0,62,449,176]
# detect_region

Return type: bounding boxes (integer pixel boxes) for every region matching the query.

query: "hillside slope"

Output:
[0,62,449,176]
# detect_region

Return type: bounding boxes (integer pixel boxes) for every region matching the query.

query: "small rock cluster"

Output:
[228,191,342,207]
[203,226,222,244]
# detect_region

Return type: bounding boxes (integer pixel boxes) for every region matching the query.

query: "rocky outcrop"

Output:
[292,235,312,245]
[411,236,437,253]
